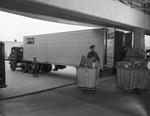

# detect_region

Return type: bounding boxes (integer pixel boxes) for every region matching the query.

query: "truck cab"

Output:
[145,49,150,58]
[9,47,23,71]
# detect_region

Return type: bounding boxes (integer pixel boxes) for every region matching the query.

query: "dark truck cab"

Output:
[145,49,150,58]
[9,47,23,71]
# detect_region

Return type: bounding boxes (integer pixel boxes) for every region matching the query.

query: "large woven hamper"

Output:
[116,67,150,90]
[77,67,99,89]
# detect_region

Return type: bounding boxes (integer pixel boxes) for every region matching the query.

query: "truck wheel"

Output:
[28,63,33,74]
[10,62,16,71]
[43,64,52,72]
[21,63,28,73]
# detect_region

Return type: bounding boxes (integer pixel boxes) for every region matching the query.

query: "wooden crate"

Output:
[116,67,150,91]
[76,67,99,89]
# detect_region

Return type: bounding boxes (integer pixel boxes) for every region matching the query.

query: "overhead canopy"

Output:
[0,0,150,34]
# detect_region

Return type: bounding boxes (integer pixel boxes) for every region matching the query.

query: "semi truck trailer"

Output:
[9,28,106,73]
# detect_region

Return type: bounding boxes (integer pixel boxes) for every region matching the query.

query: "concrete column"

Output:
[133,28,145,50]
[0,41,7,88]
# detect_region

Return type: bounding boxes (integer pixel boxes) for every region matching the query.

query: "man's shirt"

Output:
[32,60,39,69]
[87,51,100,63]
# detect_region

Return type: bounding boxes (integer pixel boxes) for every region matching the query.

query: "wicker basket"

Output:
[77,67,99,90]
[116,66,150,91]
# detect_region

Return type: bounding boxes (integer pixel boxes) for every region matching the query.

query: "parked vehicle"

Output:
[9,28,106,73]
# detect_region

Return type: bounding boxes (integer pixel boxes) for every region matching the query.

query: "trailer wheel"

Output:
[43,64,52,72]
[10,62,16,71]
[21,62,28,73]
[28,63,33,74]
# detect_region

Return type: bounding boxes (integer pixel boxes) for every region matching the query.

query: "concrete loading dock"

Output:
[0,61,113,100]
[0,61,150,116]
[0,61,76,100]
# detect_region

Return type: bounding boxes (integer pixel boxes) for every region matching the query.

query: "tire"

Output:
[28,63,33,74]
[10,62,16,71]
[21,62,28,73]
[43,64,52,72]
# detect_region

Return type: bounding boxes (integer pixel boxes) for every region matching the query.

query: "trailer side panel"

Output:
[23,28,105,68]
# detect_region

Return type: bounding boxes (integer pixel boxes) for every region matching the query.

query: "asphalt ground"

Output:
[0,61,150,116]
[0,61,76,100]
[0,76,150,116]
[0,61,112,100]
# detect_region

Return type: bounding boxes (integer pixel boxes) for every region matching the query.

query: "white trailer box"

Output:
[23,28,106,68]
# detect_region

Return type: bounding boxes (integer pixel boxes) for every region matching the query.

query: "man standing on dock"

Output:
[87,45,100,63]
[87,45,102,77]
[32,57,39,77]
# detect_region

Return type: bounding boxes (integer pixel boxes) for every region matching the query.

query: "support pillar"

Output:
[0,41,7,88]
[133,28,145,51]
